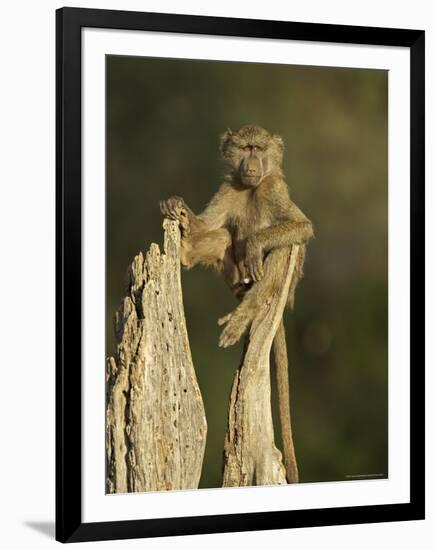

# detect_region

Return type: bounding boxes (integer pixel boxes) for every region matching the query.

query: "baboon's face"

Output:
[238,143,269,187]
[220,125,284,188]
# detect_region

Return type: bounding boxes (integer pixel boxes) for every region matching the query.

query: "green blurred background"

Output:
[106,55,388,488]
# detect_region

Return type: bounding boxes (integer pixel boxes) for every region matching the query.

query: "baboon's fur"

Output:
[160,125,314,483]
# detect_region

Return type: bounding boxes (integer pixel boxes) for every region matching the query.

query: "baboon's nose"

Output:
[244,158,259,178]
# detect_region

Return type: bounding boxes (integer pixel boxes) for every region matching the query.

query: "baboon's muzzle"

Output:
[241,157,263,186]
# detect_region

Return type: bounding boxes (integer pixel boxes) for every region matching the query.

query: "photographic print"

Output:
[56,7,424,542]
[105,55,388,493]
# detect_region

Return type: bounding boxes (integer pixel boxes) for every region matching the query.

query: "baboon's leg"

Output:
[181,228,229,267]
[160,197,239,284]
[218,248,289,347]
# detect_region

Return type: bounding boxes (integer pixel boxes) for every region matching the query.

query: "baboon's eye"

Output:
[243,146,251,152]
[253,145,262,152]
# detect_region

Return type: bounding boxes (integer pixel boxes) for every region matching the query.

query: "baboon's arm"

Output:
[257,185,314,249]
[254,216,313,251]
[245,184,313,281]
[196,183,233,231]
[160,187,235,275]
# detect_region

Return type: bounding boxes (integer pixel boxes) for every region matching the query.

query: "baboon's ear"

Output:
[272,134,285,153]
[219,128,233,154]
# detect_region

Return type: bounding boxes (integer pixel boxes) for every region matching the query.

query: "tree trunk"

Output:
[106,220,207,493]
[222,245,300,487]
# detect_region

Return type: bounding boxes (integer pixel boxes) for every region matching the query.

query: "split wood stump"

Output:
[223,246,300,487]
[106,220,207,493]
[106,219,299,491]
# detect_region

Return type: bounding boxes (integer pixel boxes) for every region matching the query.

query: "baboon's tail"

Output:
[273,319,299,483]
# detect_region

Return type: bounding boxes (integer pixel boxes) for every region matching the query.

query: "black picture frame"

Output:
[56,6,425,543]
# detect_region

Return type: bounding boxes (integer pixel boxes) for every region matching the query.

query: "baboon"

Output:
[160,125,314,483]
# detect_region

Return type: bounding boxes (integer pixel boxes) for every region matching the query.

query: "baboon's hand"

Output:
[160,196,190,235]
[217,312,245,348]
[160,196,186,220]
[237,260,252,285]
[245,238,264,282]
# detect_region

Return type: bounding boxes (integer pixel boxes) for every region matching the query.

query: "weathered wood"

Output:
[106,219,207,493]
[222,245,300,487]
